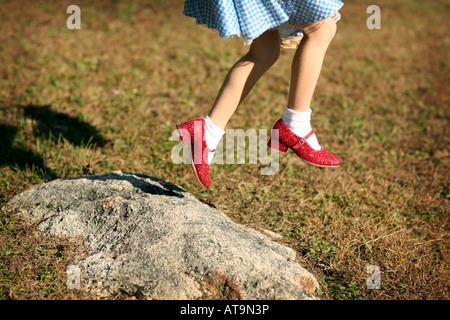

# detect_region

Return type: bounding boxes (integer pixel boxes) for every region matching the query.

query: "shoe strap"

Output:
[295,130,314,146]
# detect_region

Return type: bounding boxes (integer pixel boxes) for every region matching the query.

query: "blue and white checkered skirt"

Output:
[184,0,344,47]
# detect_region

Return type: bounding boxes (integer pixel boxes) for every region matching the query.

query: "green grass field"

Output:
[0,0,448,300]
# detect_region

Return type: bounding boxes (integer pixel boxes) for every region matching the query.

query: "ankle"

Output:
[204,116,225,150]
[281,106,321,150]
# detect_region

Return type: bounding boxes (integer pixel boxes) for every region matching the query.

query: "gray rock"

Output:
[4,171,319,300]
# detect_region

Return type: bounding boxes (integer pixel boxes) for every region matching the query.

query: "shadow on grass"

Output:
[0,104,108,180]
[23,105,107,148]
[0,123,55,179]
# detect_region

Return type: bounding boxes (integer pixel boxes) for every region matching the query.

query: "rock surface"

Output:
[5,171,319,300]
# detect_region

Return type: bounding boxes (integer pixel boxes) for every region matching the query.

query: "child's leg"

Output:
[208,30,281,130]
[282,19,337,150]
[288,20,337,112]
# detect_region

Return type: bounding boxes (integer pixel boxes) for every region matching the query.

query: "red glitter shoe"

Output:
[268,119,341,168]
[176,118,215,188]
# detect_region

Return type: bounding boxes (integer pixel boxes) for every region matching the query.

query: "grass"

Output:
[0,0,449,300]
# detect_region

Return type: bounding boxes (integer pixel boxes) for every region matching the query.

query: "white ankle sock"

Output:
[281,106,321,150]
[204,116,225,163]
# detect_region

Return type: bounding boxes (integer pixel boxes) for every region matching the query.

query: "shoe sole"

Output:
[272,148,341,168]
[268,137,340,168]
[301,158,341,168]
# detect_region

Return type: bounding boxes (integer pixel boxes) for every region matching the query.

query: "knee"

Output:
[304,21,337,44]
[258,45,280,68]
[248,32,280,68]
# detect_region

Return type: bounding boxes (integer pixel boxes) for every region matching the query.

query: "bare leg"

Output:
[268,19,342,167]
[208,30,281,130]
[288,20,337,112]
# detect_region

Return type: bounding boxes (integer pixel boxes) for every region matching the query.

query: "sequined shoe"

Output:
[268,119,341,167]
[176,118,215,188]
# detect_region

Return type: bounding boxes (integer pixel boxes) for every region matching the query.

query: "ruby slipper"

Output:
[176,118,215,188]
[268,119,341,167]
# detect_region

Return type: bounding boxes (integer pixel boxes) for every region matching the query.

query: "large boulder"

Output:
[4,171,319,300]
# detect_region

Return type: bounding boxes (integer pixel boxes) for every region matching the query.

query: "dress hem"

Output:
[183,1,344,49]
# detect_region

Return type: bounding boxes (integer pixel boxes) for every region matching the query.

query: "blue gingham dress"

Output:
[184,0,344,46]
